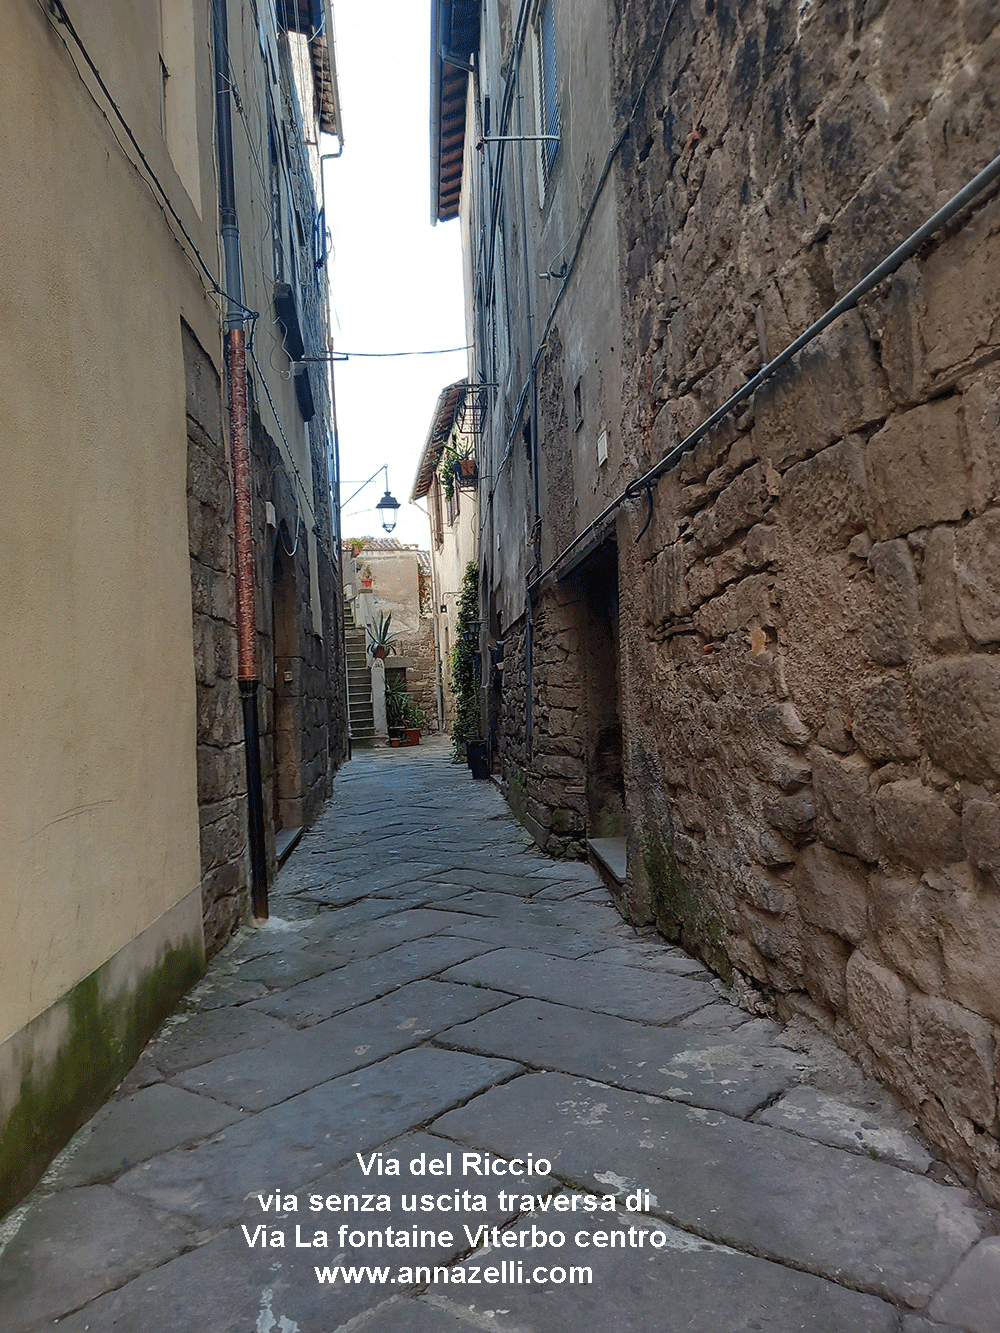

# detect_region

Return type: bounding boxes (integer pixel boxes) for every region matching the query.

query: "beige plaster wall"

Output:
[0,0,211,1042]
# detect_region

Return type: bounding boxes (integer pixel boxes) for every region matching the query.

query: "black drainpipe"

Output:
[213,0,269,917]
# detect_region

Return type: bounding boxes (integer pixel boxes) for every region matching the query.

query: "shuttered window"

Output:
[535,0,559,190]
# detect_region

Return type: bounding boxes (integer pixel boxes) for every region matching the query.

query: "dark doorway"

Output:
[577,542,624,837]
[271,531,301,835]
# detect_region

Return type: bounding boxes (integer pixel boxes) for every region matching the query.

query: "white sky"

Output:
[323,0,468,547]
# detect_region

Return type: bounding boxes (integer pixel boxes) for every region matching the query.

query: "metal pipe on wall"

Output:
[213,0,268,918]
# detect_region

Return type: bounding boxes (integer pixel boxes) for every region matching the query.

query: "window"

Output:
[533,0,559,195]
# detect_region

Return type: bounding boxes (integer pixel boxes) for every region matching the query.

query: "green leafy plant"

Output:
[366,611,397,659]
[438,430,473,504]
[385,676,423,730]
[450,560,480,760]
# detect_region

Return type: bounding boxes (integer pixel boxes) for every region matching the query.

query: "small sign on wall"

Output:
[597,428,608,466]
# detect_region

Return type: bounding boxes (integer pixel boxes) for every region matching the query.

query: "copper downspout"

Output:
[215,0,268,917]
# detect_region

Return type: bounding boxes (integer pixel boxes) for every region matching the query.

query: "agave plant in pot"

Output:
[366,611,398,661]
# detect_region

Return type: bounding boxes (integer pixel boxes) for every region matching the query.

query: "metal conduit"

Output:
[528,148,1000,596]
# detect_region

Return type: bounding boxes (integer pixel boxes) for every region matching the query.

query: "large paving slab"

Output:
[439,917,630,959]
[440,947,717,1022]
[0,1186,194,1331]
[431,1072,983,1304]
[439,997,795,1116]
[757,1085,934,1172]
[147,1004,293,1075]
[173,980,513,1110]
[928,1237,1000,1332]
[114,1048,521,1226]
[54,1083,243,1187]
[246,935,497,1027]
[394,1214,901,1333]
[299,907,483,964]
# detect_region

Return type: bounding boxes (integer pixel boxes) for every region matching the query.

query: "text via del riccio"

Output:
[242,1151,657,1251]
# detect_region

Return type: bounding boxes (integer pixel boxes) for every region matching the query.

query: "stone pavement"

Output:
[1,740,998,1332]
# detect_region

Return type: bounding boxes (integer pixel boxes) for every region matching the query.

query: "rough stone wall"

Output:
[607,0,1000,1201]
[253,420,342,841]
[185,323,344,956]
[396,619,439,730]
[184,325,248,956]
[501,591,589,858]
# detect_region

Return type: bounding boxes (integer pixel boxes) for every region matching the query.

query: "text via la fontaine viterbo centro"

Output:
[244,1150,671,1289]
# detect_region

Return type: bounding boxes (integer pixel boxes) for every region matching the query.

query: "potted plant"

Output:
[439,432,476,502]
[366,611,397,660]
[360,563,373,589]
[385,677,423,745]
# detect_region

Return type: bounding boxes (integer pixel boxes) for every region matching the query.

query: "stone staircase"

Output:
[344,604,376,747]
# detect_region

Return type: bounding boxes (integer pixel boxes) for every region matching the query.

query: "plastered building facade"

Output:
[1,0,346,1214]
[433,0,1000,1202]
[412,380,481,733]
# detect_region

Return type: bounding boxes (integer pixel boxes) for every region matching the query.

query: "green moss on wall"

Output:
[643,834,731,982]
[0,937,203,1216]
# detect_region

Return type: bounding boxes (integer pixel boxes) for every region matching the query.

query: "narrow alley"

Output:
[1,743,996,1332]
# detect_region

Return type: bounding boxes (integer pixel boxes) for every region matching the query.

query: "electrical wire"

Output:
[313,345,472,359]
[489,0,682,496]
[35,0,255,322]
[41,0,333,564]
[248,318,328,548]
[529,146,1000,594]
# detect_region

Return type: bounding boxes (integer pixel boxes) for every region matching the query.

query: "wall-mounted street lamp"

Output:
[343,465,401,534]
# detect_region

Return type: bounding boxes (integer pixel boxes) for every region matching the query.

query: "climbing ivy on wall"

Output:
[450,560,480,759]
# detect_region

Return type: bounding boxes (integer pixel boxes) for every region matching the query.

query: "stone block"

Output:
[760,700,811,748]
[651,544,691,619]
[694,573,777,638]
[913,656,1000,781]
[962,800,1000,871]
[793,842,868,944]
[910,994,997,1126]
[741,904,800,970]
[762,790,815,837]
[934,868,1000,1025]
[687,557,717,604]
[921,198,1000,379]
[868,265,927,408]
[753,745,811,792]
[781,437,872,546]
[801,926,850,1012]
[873,779,963,869]
[850,674,919,763]
[867,400,967,540]
[956,511,1000,645]
[746,522,780,568]
[828,123,937,292]
[733,864,788,915]
[196,743,245,805]
[714,547,749,588]
[868,540,919,666]
[961,368,1000,515]
[846,950,910,1052]
[751,313,888,468]
[691,463,769,555]
[811,747,879,862]
[869,873,943,995]
[920,526,965,652]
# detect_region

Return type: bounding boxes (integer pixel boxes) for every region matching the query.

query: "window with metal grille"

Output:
[534,0,559,192]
